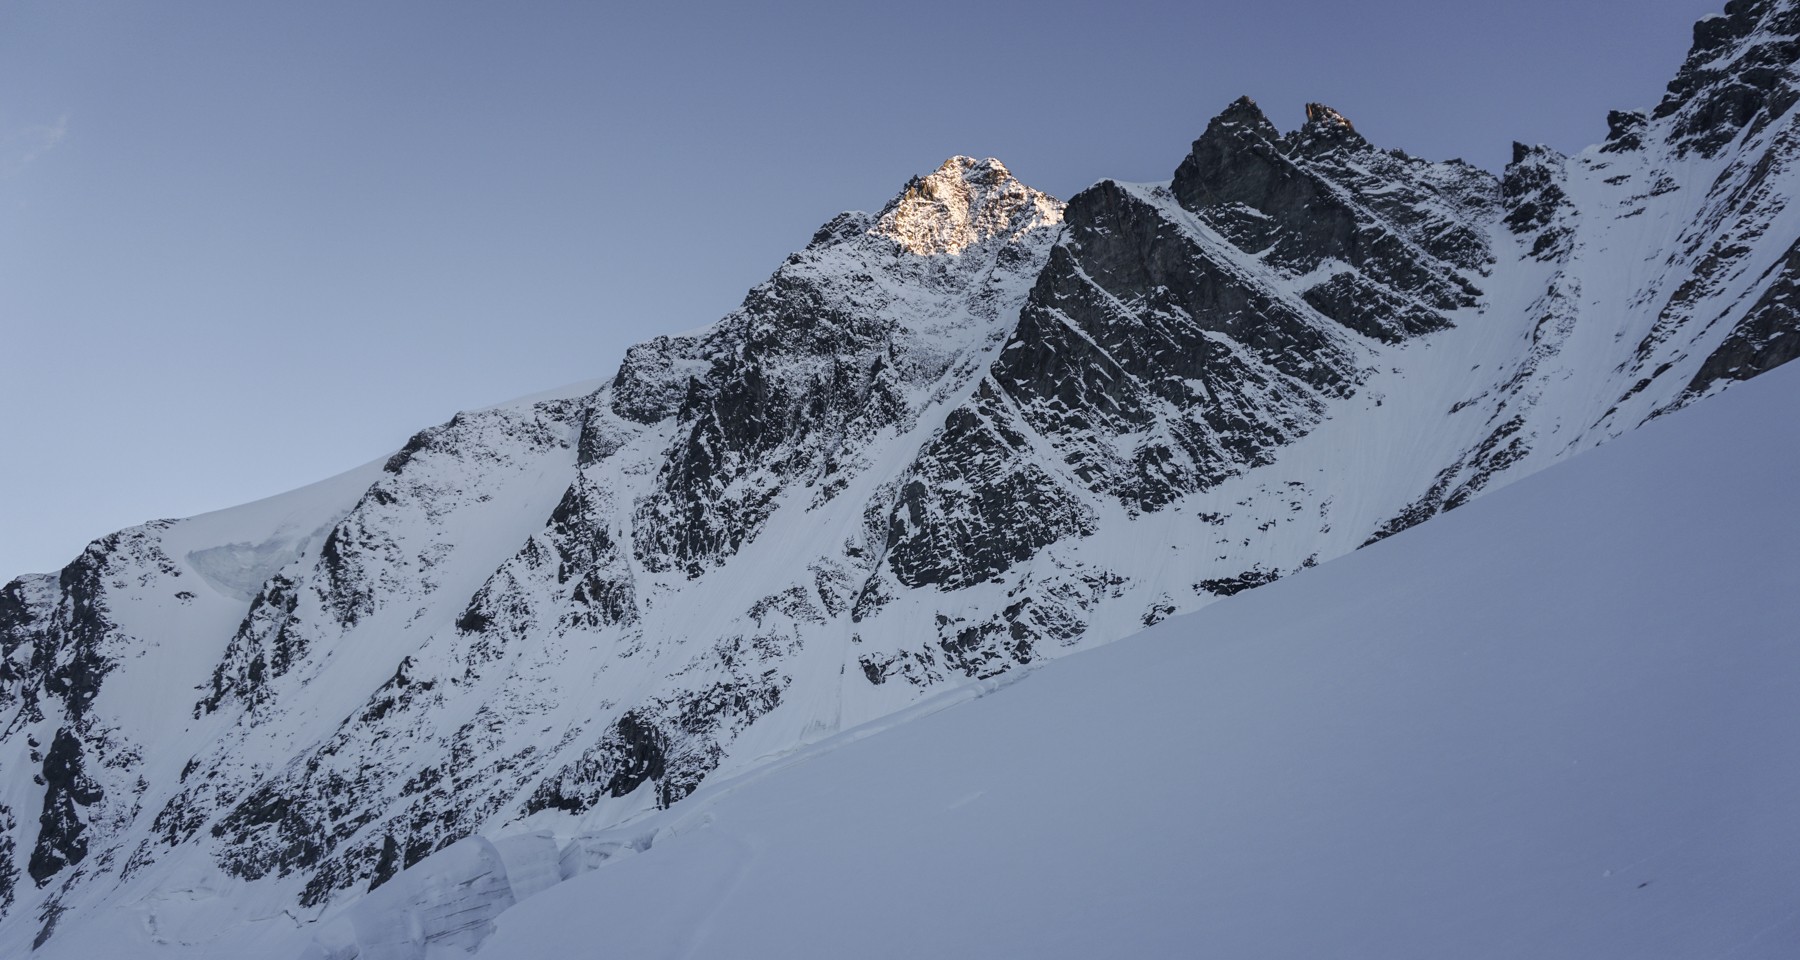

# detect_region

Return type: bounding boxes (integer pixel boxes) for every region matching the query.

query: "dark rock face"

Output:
[1197,566,1282,597]
[524,669,787,818]
[884,383,1097,590]
[0,805,16,916]
[1503,145,1575,260]
[39,543,129,725]
[993,180,1350,505]
[885,98,1498,592]
[1685,235,1800,388]
[27,730,103,885]
[1172,96,1288,214]
[609,335,709,427]
[1613,31,1800,418]
[937,606,1039,678]
[939,571,1123,677]
[205,660,534,909]
[1602,110,1649,153]
[0,531,170,899]
[860,570,1124,685]
[0,576,53,728]
[146,162,1063,912]
[1172,96,1491,333]
[624,157,1060,580]
[526,712,668,813]
[1657,0,1800,157]
[211,780,331,885]
[456,474,640,666]
[199,573,300,714]
[200,538,815,911]
[1375,2,1800,545]
[201,398,584,715]
[367,833,401,892]
[630,294,908,577]
[1364,414,1530,546]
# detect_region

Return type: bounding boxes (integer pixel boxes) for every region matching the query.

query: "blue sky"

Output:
[1,0,1720,576]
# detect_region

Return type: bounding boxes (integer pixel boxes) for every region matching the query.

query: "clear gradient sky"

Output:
[1,0,1722,576]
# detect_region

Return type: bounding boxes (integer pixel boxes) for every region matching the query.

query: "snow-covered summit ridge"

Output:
[870,156,1064,255]
[5,3,1800,955]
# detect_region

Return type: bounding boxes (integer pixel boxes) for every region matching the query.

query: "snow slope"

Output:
[5,2,1800,951]
[29,279,1800,960]
[465,356,1800,960]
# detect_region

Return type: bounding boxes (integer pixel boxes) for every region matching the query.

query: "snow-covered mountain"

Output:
[472,346,1800,960]
[4,1,1800,954]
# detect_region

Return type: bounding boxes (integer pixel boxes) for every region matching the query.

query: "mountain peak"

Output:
[1655,0,1800,156]
[1170,97,1286,212]
[1208,96,1281,142]
[1303,102,1356,133]
[1289,102,1369,156]
[871,156,1064,255]
[9,5,1800,954]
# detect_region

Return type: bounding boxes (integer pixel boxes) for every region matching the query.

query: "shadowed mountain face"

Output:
[5,2,1800,952]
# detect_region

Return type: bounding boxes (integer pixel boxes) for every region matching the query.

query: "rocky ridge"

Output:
[4,3,1800,954]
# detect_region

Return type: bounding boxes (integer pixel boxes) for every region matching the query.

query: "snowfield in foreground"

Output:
[454,364,1800,960]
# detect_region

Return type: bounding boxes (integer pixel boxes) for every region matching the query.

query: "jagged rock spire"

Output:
[869,156,1063,255]
[1303,102,1355,132]
[1290,102,1368,157]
